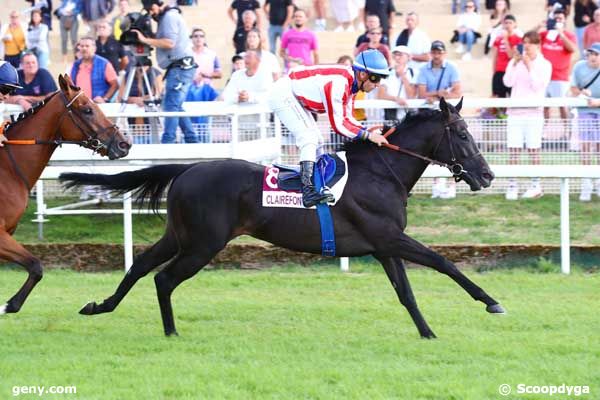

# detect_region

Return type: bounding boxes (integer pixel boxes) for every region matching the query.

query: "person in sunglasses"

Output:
[268,49,390,208]
[0,61,23,147]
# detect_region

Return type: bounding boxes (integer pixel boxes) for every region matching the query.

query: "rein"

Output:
[4,91,115,152]
[381,118,476,178]
[1,90,116,190]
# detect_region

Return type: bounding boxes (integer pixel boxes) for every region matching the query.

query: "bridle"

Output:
[2,89,120,190]
[380,116,482,182]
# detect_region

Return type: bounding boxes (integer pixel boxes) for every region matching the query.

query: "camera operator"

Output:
[133,0,198,143]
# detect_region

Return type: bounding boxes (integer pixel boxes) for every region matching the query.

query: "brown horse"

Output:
[0,74,131,314]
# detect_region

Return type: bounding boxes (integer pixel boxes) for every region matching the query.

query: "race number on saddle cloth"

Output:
[262,152,349,208]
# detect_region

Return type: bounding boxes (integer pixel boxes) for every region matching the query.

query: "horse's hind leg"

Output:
[375,256,436,339]
[0,232,43,314]
[154,249,217,336]
[80,232,177,315]
[390,232,505,314]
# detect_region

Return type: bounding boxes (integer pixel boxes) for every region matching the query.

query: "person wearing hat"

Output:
[268,49,390,207]
[417,40,462,199]
[0,61,23,147]
[417,40,462,103]
[377,45,416,121]
[570,42,600,201]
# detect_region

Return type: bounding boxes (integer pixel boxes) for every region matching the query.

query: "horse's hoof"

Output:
[486,304,506,314]
[0,303,7,315]
[79,302,97,315]
[421,331,437,340]
[165,330,179,337]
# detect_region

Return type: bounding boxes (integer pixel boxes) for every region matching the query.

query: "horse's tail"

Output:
[59,164,194,213]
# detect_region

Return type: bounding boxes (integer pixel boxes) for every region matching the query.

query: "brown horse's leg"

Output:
[388,232,505,314]
[0,232,43,314]
[375,255,437,339]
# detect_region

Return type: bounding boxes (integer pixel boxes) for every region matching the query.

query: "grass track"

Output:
[0,265,598,399]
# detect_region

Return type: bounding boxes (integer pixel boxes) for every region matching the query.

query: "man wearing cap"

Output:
[0,61,23,147]
[378,45,416,121]
[133,0,198,143]
[268,49,390,207]
[417,40,462,103]
[570,42,600,201]
[417,40,462,199]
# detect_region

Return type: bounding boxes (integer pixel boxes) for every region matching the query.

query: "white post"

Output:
[274,115,283,164]
[123,192,133,271]
[34,180,46,240]
[560,178,570,274]
[231,113,239,158]
[340,257,349,272]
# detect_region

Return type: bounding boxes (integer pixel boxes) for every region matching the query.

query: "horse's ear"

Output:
[455,96,464,113]
[58,74,69,93]
[439,96,450,119]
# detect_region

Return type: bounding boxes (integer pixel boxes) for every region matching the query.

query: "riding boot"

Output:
[300,161,335,208]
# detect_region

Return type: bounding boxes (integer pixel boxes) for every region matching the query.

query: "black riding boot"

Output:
[300,161,335,208]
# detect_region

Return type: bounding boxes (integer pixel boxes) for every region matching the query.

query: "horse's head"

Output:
[435,97,494,191]
[57,74,131,160]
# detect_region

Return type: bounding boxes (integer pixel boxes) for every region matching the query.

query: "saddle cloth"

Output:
[262,152,349,208]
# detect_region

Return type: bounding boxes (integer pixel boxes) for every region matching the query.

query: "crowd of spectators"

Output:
[1,0,600,201]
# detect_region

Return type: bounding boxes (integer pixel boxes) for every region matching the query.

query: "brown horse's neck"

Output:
[2,93,65,189]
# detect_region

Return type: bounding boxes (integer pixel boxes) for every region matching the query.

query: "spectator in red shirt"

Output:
[491,14,521,98]
[354,27,391,65]
[540,7,577,119]
[583,8,600,50]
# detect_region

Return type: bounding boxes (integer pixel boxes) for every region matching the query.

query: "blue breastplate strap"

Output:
[313,165,336,257]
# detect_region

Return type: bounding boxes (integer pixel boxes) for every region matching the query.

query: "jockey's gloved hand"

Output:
[366,125,389,147]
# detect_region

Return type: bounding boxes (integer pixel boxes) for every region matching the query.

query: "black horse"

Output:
[60,98,504,338]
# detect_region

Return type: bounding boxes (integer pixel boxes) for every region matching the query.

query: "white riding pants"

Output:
[268,77,322,162]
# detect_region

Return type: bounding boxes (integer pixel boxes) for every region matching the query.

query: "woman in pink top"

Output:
[502,30,552,200]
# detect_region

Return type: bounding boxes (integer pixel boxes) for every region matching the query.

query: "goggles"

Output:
[0,86,16,95]
[368,74,384,83]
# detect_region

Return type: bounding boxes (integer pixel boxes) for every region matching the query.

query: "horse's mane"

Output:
[340,108,443,153]
[4,90,61,135]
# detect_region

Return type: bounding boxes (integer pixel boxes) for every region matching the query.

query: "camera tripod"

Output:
[119,54,162,143]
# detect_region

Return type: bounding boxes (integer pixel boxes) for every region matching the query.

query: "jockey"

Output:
[0,61,23,147]
[268,49,390,208]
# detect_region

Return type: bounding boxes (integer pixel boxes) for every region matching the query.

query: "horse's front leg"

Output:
[0,231,43,314]
[383,232,505,314]
[375,255,437,339]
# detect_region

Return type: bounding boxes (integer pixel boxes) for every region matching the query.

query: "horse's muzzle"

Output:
[108,136,132,160]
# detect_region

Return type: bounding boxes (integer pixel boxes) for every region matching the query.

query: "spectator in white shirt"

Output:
[244,28,281,81]
[222,49,273,104]
[455,0,482,60]
[377,45,416,121]
[394,12,431,72]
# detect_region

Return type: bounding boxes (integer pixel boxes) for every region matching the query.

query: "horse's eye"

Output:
[458,130,468,140]
[84,108,93,115]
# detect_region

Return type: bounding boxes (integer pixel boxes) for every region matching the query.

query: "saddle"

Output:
[274,153,346,192]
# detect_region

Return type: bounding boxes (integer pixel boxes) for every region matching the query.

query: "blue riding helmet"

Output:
[0,61,22,95]
[353,49,390,77]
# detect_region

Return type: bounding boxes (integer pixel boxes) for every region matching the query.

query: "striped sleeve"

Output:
[322,78,365,139]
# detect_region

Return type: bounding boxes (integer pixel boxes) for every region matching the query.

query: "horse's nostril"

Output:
[118,141,131,150]
[482,172,494,181]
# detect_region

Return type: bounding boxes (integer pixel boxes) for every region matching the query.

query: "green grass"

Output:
[0,264,598,399]
[13,195,600,246]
